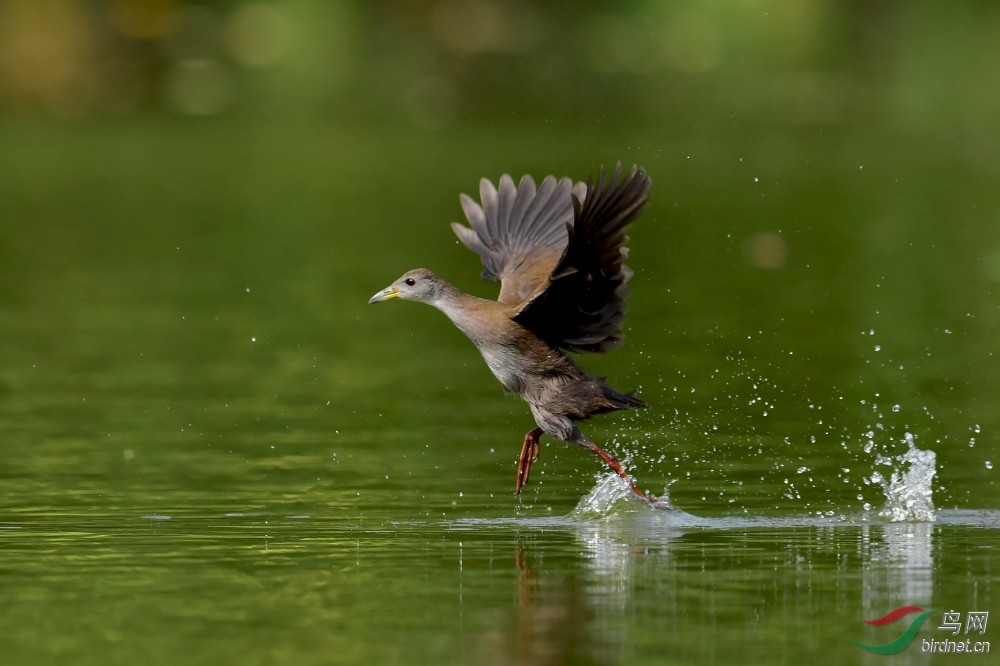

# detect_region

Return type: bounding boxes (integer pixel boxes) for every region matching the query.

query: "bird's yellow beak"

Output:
[368,286,400,304]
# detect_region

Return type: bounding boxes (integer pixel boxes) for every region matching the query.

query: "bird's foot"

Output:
[515,427,544,495]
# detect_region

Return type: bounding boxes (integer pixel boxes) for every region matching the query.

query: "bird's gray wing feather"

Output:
[451,174,577,307]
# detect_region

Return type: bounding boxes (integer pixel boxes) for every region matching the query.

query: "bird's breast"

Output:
[478,345,526,394]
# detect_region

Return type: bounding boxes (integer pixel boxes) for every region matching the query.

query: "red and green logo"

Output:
[847,606,936,654]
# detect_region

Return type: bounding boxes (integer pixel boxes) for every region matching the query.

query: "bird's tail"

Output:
[600,381,649,410]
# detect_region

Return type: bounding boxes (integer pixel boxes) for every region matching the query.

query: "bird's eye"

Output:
[404,278,416,286]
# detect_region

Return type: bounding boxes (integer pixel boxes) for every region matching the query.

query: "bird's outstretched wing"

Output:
[512,163,652,353]
[451,174,587,307]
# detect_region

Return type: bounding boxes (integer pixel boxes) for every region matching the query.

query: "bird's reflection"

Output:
[474,515,686,665]
[473,537,603,666]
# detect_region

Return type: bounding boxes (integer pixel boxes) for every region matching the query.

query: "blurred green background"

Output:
[2,0,999,128]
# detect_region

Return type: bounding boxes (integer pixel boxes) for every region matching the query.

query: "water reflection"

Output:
[473,538,608,666]
[853,523,936,664]
[860,522,935,611]
[457,504,1000,664]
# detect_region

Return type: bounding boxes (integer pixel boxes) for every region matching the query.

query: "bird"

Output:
[369,163,659,504]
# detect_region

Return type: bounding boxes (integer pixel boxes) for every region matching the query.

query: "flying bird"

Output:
[369,163,658,503]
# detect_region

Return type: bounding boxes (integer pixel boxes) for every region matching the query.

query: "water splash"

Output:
[571,474,674,518]
[867,433,937,522]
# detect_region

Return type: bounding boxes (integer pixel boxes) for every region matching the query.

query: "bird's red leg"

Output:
[580,437,657,504]
[516,427,544,495]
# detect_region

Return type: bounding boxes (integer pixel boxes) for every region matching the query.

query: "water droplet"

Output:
[891,404,901,413]
[874,344,881,352]
[987,461,994,470]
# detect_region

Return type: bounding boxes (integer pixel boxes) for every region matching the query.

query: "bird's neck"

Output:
[427,282,510,345]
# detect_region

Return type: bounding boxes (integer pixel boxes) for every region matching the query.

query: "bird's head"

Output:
[368,268,448,305]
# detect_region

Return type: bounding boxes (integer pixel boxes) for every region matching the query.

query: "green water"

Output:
[1,121,998,664]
